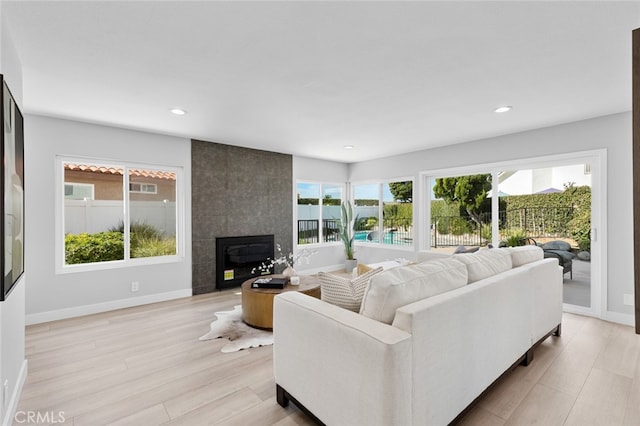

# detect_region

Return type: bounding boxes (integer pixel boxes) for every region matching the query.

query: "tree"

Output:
[433,174,491,226]
[388,181,412,203]
[323,194,341,206]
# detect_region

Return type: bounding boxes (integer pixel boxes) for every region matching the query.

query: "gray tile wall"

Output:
[191,140,293,294]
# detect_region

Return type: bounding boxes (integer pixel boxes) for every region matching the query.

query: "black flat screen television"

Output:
[215,235,274,290]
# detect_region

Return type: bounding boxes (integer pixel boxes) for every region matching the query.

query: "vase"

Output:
[282,265,297,278]
[345,259,357,273]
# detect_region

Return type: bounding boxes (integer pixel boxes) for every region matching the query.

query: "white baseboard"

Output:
[563,304,597,318]
[2,360,27,426]
[25,289,192,325]
[605,310,635,327]
[296,263,347,275]
[563,304,636,328]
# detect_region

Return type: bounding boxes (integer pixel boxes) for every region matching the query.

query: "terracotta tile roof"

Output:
[64,163,176,180]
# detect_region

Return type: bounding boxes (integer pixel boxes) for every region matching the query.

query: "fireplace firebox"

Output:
[215,235,274,290]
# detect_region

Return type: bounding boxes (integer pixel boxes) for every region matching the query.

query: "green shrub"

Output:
[567,189,591,249]
[578,238,591,252]
[431,199,460,218]
[109,220,163,241]
[480,223,492,241]
[109,220,168,253]
[500,228,528,247]
[436,217,451,234]
[132,236,176,258]
[66,221,176,263]
[65,232,124,264]
[383,203,412,229]
[449,217,472,235]
[356,216,378,231]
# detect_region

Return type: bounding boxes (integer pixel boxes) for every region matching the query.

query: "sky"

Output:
[297,182,395,202]
[297,165,589,202]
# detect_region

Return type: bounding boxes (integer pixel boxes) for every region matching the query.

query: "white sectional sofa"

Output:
[273,246,563,425]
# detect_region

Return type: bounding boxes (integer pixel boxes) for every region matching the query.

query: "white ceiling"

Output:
[4,1,640,163]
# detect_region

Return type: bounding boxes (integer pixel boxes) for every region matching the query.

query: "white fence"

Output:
[65,200,176,236]
[297,205,379,221]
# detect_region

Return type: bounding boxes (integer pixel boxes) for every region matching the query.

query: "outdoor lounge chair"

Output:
[541,240,574,279]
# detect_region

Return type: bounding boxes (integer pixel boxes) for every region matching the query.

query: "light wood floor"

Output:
[16,291,640,426]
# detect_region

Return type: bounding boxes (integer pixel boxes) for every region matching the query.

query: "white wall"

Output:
[25,115,192,323]
[0,6,26,425]
[349,112,633,319]
[292,156,349,273]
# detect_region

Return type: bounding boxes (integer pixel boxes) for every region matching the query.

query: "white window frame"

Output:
[295,180,344,247]
[420,149,606,320]
[56,156,185,274]
[351,178,415,248]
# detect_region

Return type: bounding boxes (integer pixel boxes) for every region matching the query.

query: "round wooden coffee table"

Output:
[241,275,321,330]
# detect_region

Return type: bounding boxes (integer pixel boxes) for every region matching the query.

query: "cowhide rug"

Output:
[199,305,273,353]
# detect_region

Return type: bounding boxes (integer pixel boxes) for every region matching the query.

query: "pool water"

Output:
[354,231,411,245]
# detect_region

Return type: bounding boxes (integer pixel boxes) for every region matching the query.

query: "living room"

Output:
[1,1,639,425]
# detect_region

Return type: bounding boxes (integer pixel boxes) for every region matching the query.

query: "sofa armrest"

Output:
[273,292,412,426]
[392,270,534,425]
[527,258,563,341]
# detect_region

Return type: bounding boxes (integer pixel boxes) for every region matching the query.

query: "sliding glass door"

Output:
[423,152,603,316]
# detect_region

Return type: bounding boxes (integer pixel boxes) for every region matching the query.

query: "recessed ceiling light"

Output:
[494,106,512,113]
[343,145,355,149]
[170,108,187,115]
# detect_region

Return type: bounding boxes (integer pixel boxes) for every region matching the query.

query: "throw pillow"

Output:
[359,258,468,324]
[454,248,513,283]
[356,263,373,276]
[353,260,403,278]
[319,267,383,312]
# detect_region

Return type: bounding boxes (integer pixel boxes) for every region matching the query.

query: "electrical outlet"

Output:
[131,281,139,292]
[624,294,634,306]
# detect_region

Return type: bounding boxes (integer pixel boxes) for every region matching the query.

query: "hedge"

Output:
[431,186,591,249]
[65,231,124,264]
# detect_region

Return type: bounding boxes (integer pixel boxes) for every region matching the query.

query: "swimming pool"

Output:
[354,230,412,245]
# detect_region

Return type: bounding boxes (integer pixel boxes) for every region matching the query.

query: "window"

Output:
[425,156,598,312]
[430,174,492,250]
[297,182,342,245]
[59,158,181,270]
[64,183,94,200]
[129,182,158,194]
[353,180,413,246]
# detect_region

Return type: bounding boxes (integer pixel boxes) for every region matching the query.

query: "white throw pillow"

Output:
[508,245,543,267]
[319,267,383,312]
[454,248,513,283]
[359,258,468,324]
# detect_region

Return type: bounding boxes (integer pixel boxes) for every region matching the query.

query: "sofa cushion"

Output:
[319,267,383,312]
[416,250,452,263]
[508,245,544,267]
[359,258,468,324]
[454,249,513,283]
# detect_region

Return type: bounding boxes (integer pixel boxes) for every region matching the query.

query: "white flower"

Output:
[251,244,317,274]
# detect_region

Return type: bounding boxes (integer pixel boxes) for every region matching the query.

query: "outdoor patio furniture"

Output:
[541,240,575,279]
